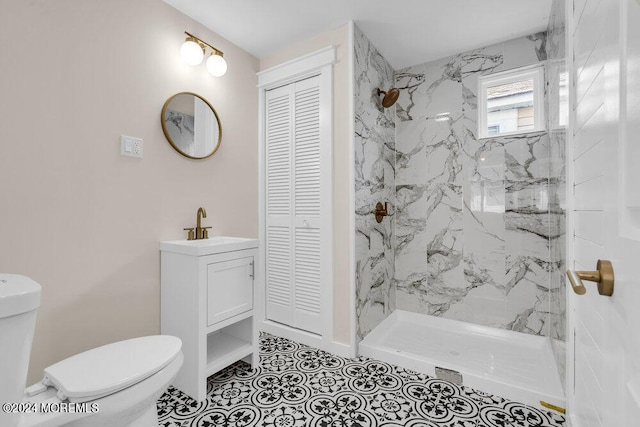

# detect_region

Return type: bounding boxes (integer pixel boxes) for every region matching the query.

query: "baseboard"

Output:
[328,340,352,358]
[259,320,352,358]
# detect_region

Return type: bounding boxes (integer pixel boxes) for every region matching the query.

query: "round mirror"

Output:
[161,92,222,159]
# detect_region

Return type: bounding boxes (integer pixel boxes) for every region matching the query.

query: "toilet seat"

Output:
[19,351,184,427]
[40,335,181,403]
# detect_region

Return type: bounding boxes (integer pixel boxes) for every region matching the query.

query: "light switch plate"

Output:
[120,135,143,158]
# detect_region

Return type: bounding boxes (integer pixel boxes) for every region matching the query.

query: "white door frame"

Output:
[564,0,577,420]
[565,0,640,424]
[257,46,343,354]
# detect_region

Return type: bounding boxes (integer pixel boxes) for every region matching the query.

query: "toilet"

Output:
[0,274,184,427]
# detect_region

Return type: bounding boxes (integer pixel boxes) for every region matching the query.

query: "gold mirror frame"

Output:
[161,92,222,159]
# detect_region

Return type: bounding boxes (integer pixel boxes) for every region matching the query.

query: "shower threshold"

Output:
[359,310,565,411]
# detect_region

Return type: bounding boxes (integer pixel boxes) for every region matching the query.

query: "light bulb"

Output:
[181,39,204,66]
[206,53,227,77]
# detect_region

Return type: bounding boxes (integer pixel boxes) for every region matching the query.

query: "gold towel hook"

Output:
[566,259,614,296]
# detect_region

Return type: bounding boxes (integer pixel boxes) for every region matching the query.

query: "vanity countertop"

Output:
[160,237,259,256]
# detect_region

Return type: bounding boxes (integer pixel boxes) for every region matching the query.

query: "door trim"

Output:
[565,0,577,423]
[257,46,338,353]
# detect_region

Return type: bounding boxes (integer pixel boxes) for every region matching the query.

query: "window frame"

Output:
[477,65,546,139]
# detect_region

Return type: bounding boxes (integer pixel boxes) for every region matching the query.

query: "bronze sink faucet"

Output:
[184,207,211,240]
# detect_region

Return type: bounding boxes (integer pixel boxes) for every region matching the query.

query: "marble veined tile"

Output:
[426,183,464,294]
[394,183,428,315]
[423,117,464,187]
[443,284,507,328]
[355,220,395,340]
[395,284,430,315]
[453,108,479,148]
[382,131,396,187]
[394,249,427,288]
[400,110,466,318]
[463,180,506,286]
[395,185,428,239]
[423,54,464,119]
[462,137,505,182]
[460,44,504,80]
[354,25,395,341]
[505,179,553,247]
[503,179,552,336]
[395,63,426,122]
[396,120,427,185]
[384,29,563,339]
[464,180,505,238]
[461,86,479,139]
[548,178,566,341]
[459,42,503,121]
[461,177,506,325]
[548,129,566,179]
[549,284,565,340]
[504,270,547,335]
[395,188,427,273]
[501,133,551,181]
[354,133,389,194]
[503,32,548,70]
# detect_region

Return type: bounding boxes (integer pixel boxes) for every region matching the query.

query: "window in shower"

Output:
[478,65,545,139]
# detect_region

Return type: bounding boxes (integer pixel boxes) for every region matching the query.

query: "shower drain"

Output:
[435,366,463,386]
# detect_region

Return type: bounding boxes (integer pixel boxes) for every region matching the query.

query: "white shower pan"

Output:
[359,310,565,412]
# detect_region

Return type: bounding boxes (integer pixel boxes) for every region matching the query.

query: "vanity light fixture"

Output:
[206,53,227,77]
[180,35,205,65]
[180,31,227,77]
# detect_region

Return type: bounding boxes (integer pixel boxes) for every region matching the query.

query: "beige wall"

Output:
[260,24,352,345]
[0,0,259,383]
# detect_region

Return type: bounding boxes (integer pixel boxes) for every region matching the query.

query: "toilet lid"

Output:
[0,274,41,318]
[43,335,182,402]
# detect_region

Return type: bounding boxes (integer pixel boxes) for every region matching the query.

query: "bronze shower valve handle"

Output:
[374,202,389,223]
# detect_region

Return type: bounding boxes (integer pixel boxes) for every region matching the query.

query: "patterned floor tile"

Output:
[157,333,565,427]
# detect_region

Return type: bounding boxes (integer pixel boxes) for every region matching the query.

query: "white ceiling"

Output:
[164,0,553,70]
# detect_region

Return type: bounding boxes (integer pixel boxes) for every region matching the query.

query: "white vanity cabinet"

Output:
[207,256,254,325]
[160,237,259,402]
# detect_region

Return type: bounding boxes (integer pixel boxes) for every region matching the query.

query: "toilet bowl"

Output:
[0,274,184,427]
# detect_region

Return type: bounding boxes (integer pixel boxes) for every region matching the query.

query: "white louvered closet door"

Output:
[265,76,322,335]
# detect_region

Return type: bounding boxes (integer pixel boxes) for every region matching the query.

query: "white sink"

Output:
[160,237,259,256]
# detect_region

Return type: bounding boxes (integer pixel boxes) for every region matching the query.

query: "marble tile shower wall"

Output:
[393,33,563,336]
[354,25,396,340]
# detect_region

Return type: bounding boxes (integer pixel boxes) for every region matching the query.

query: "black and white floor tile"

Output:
[157,333,565,427]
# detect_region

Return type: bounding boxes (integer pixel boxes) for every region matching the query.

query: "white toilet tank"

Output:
[0,274,41,427]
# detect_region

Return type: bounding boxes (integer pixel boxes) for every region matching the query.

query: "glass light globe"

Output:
[206,54,227,77]
[181,39,204,66]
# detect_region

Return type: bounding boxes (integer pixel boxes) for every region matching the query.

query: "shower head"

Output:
[377,87,400,108]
